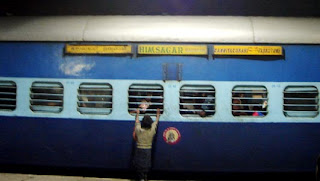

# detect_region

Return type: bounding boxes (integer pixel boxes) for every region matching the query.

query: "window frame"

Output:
[231,85,268,117]
[283,86,319,118]
[77,82,113,115]
[0,80,17,111]
[128,83,164,116]
[29,81,64,113]
[179,84,216,118]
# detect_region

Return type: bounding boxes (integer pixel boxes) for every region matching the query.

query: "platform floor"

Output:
[0,173,133,181]
[0,172,313,181]
[0,173,194,181]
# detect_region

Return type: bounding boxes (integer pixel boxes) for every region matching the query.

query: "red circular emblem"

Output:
[163,127,181,145]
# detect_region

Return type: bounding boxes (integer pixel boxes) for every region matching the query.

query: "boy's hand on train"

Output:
[156,108,160,115]
[136,108,140,114]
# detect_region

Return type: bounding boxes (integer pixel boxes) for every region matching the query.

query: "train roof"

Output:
[0,16,319,44]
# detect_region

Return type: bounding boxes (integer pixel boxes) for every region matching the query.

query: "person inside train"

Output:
[182,92,204,115]
[145,92,152,102]
[198,93,214,117]
[238,93,249,110]
[138,92,153,112]
[232,98,247,116]
[252,100,268,116]
[139,99,151,113]
[132,108,160,181]
[182,99,196,114]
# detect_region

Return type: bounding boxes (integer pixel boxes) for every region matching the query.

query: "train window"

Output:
[128,84,163,115]
[77,83,112,115]
[179,85,215,117]
[232,86,268,117]
[0,81,17,111]
[30,82,63,113]
[283,86,319,117]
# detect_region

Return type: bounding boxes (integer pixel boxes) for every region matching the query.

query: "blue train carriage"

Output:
[0,16,320,176]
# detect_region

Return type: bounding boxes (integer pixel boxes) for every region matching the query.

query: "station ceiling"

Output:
[1,0,320,16]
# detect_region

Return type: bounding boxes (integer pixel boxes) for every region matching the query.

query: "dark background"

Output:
[1,0,320,16]
[0,1,319,181]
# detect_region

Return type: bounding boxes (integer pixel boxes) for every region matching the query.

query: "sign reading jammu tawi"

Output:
[138,45,207,55]
[65,45,132,54]
[213,45,283,56]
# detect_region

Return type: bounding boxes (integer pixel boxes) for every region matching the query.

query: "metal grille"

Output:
[77,83,112,115]
[232,86,268,117]
[283,86,319,117]
[128,84,163,115]
[30,82,63,113]
[0,81,17,111]
[179,85,215,117]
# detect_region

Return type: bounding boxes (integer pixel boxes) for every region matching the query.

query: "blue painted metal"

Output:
[0,42,320,173]
[0,43,320,82]
[0,116,319,172]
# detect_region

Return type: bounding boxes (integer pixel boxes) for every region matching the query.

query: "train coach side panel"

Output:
[0,43,320,82]
[0,42,320,173]
[0,116,320,172]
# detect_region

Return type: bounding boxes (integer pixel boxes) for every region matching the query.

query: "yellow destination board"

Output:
[65,45,132,54]
[138,45,207,55]
[213,45,283,56]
